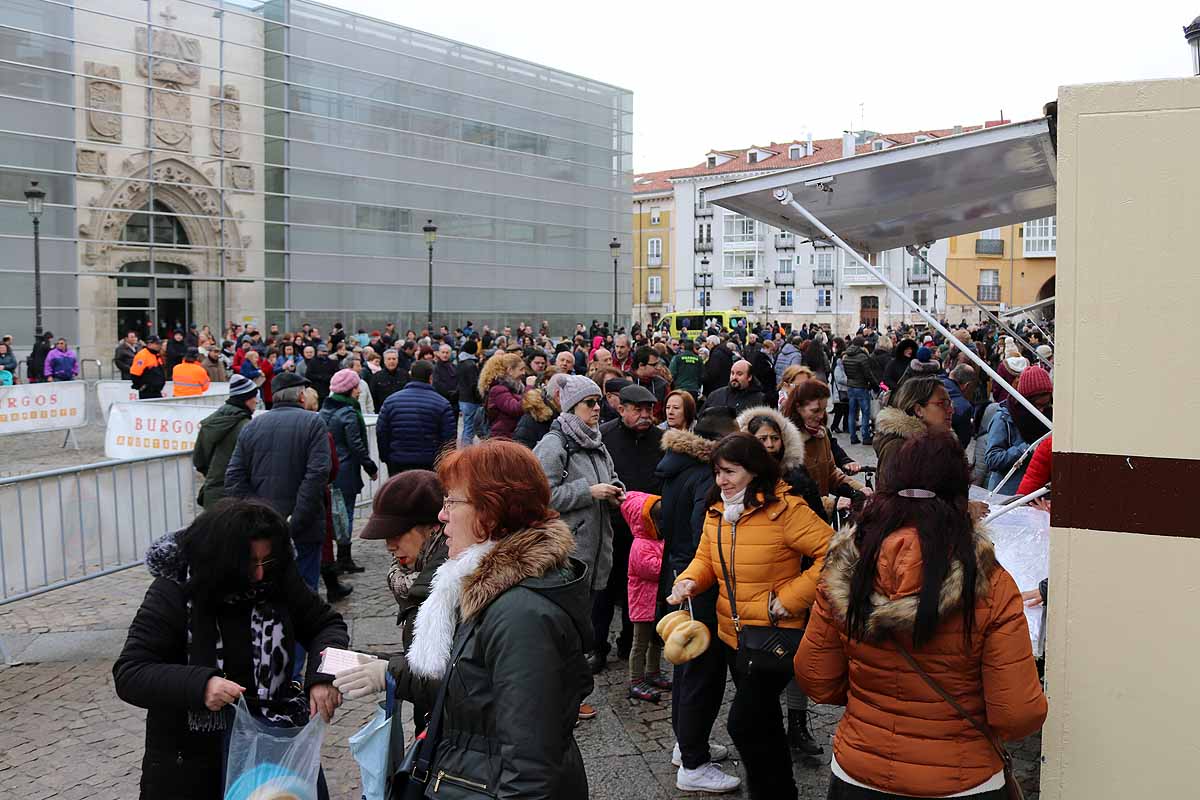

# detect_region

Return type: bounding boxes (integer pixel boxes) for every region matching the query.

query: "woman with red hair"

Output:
[335,440,594,798]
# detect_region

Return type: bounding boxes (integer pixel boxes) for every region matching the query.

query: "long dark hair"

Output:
[845,433,978,647]
[182,498,293,604]
[705,432,780,509]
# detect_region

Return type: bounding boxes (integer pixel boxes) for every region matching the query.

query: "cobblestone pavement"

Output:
[0,436,1043,799]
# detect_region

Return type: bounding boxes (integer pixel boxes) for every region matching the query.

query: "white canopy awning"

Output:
[703,118,1057,253]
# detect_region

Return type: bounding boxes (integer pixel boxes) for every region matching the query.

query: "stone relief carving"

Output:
[226,163,254,191]
[135,26,202,86]
[210,85,243,157]
[84,62,122,143]
[77,149,107,178]
[152,83,192,151]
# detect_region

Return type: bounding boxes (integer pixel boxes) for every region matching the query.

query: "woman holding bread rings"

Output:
[668,432,834,800]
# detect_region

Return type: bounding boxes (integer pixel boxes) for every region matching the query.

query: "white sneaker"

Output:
[671,741,729,766]
[676,762,741,793]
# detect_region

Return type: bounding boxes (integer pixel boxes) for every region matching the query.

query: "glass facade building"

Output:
[0,0,632,360]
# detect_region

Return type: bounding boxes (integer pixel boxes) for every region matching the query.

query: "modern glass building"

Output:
[0,0,632,361]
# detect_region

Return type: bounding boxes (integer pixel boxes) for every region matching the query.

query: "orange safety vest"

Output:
[171,362,211,397]
[130,347,163,377]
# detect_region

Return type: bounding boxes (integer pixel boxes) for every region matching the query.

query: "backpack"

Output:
[473,401,492,440]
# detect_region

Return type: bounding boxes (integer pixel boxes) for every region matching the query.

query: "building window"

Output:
[914,135,930,143]
[813,251,833,271]
[1023,216,1056,257]
[747,151,759,164]
[740,290,756,308]
[723,253,757,279]
[650,207,661,225]
[777,257,793,274]
[910,248,929,276]
[648,275,662,303]
[817,289,832,309]
[789,145,801,159]
[707,156,717,168]
[355,204,409,232]
[723,214,758,243]
[980,268,1000,285]
[647,237,662,265]
[872,140,886,151]
[979,228,1002,240]
[912,288,928,306]
[778,289,793,308]
[697,222,711,242]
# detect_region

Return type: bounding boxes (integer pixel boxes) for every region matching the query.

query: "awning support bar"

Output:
[904,245,1052,370]
[774,188,1053,431]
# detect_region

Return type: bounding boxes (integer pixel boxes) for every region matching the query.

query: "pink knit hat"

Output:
[330,368,359,394]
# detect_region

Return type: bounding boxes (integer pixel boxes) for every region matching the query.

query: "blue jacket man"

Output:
[376,359,456,476]
[941,365,976,449]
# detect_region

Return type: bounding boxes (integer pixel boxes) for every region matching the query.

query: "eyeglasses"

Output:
[580,397,600,409]
[443,496,471,509]
[250,558,276,570]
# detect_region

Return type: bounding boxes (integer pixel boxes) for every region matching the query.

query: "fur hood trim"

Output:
[460,519,575,620]
[737,406,804,471]
[819,524,999,641]
[522,388,557,422]
[661,428,716,462]
[875,406,926,440]
[407,539,497,678]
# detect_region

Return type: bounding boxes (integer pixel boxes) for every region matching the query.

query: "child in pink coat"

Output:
[620,491,671,702]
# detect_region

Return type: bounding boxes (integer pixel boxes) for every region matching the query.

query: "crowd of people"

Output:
[110,312,1055,799]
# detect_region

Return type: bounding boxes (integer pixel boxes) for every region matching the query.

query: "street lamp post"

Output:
[1186,16,1200,76]
[610,237,621,333]
[694,255,712,332]
[763,276,771,329]
[423,219,437,336]
[25,180,45,346]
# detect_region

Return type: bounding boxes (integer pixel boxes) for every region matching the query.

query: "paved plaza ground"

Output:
[0,427,1043,799]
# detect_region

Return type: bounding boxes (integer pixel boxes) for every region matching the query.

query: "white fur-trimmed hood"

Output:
[736,406,805,471]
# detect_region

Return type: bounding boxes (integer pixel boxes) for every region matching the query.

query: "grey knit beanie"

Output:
[558,375,601,415]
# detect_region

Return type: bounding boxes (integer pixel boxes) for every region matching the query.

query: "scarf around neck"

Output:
[407,539,497,678]
[722,487,747,523]
[558,412,603,450]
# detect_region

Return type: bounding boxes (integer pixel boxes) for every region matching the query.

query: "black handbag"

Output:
[390,622,476,800]
[715,516,804,677]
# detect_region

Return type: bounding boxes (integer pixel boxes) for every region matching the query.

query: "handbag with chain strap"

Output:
[894,640,1025,800]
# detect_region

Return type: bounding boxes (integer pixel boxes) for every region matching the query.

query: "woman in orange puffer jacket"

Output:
[796,432,1047,799]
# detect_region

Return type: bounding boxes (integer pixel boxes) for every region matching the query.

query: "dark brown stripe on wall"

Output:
[1053,451,1199,538]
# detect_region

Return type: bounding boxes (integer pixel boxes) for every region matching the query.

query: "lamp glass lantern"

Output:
[423,219,437,245]
[25,180,45,219]
[1187,16,1200,76]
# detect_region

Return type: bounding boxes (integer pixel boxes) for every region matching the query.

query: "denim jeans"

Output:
[459,401,480,445]
[336,488,356,546]
[848,387,872,443]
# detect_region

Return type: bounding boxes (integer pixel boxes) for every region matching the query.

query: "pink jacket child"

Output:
[621,491,664,623]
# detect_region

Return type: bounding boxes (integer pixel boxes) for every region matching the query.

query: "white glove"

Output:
[332,657,387,700]
[769,592,793,621]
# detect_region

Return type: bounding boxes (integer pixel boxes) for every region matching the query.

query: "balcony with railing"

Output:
[774,234,795,249]
[773,270,795,286]
[975,238,1004,256]
[723,271,763,288]
[908,269,930,284]
[647,291,662,304]
[977,284,1002,302]
[812,267,834,285]
[694,237,713,252]
[648,255,662,266]
[694,203,713,217]
[842,266,883,285]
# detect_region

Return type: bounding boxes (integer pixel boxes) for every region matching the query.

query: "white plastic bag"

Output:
[349,702,393,800]
[224,698,327,800]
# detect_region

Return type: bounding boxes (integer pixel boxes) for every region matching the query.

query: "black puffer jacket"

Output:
[112,531,348,800]
[390,522,593,799]
[224,402,331,544]
[654,428,719,624]
[369,366,408,411]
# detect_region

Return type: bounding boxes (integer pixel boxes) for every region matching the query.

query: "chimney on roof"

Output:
[842,132,855,158]
[806,132,814,157]
[953,124,963,135]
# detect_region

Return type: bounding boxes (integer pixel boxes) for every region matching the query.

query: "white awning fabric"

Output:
[704,118,1057,253]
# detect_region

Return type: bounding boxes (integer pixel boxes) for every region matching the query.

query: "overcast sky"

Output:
[333,0,1197,174]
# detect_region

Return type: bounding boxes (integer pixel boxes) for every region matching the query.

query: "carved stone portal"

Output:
[152,83,191,151]
[135,26,202,86]
[84,62,122,143]
[226,163,254,191]
[210,85,243,158]
[77,148,107,178]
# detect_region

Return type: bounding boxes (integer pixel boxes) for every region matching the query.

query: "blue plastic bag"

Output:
[224,698,327,800]
[349,702,393,800]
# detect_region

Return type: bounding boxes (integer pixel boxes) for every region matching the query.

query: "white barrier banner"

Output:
[97,380,230,422]
[0,381,88,435]
[105,401,216,459]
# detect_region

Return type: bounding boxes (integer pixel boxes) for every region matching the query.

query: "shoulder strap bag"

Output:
[894,640,1024,800]
[715,516,803,677]
[390,620,477,800]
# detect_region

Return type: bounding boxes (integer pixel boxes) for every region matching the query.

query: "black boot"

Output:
[337,543,366,574]
[321,564,353,601]
[788,708,823,757]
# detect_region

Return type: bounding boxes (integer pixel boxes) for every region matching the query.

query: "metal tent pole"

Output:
[982,485,1050,524]
[904,245,1052,370]
[774,188,1052,431]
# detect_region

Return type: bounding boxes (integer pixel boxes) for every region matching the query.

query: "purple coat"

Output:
[44,347,79,379]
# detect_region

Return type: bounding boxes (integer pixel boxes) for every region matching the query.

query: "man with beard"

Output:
[703,360,766,413]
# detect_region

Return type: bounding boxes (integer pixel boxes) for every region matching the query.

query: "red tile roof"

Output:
[634,122,1009,192]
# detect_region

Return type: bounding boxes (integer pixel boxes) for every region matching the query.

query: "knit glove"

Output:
[768,592,793,621]
[333,656,387,700]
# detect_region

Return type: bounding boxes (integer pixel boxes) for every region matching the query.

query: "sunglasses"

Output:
[580,398,600,409]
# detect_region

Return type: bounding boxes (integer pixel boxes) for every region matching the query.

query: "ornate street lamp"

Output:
[1185,16,1200,76]
[694,255,713,331]
[610,237,621,332]
[423,219,437,336]
[24,180,45,346]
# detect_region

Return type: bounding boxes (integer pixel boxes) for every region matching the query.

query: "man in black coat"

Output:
[431,342,458,416]
[224,372,331,594]
[702,336,733,397]
[303,343,338,404]
[750,339,777,408]
[370,348,409,410]
[703,360,766,414]
[592,383,664,673]
[27,331,53,382]
[165,328,188,374]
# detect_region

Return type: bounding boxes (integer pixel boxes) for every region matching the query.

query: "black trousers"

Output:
[724,643,797,800]
[827,776,1008,800]
[671,619,726,769]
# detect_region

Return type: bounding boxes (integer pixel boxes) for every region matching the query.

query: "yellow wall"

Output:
[944,225,1055,310]
[632,197,672,310]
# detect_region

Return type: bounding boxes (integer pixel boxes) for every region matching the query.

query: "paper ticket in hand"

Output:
[318,647,378,675]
